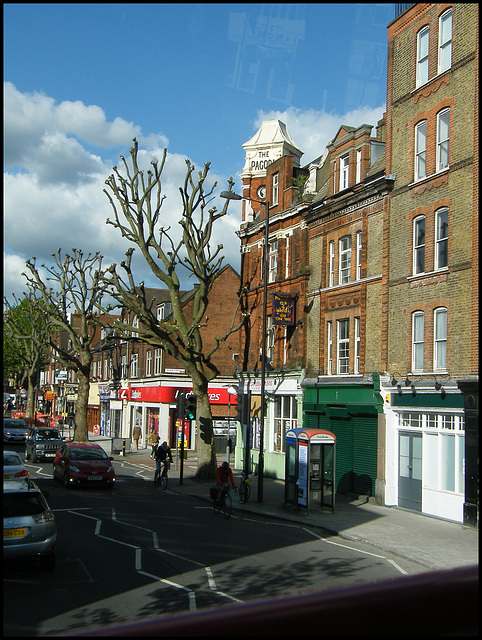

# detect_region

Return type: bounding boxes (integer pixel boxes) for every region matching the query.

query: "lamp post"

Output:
[220,189,269,503]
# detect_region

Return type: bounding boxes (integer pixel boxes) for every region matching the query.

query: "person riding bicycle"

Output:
[215,460,235,502]
[154,441,173,481]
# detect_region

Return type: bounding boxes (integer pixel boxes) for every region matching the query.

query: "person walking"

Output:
[132,424,142,450]
[148,429,160,459]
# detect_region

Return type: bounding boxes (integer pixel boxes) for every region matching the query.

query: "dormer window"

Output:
[340,155,349,191]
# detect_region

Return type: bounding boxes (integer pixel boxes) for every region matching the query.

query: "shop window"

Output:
[273,396,297,452]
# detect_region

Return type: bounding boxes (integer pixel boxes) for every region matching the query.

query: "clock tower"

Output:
[240,119,303,222]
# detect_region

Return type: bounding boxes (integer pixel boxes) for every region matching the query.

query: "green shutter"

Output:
[352,416,377,496]
[328,417,353,493]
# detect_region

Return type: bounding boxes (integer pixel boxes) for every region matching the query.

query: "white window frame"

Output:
[412,311,424,372]
[337,319,350,375]
[268,240,278,283]
[435,207,448,269]
[413,216,425,275]
[438,8,452,75]
[356,148,362,184]
[356,230,362,280]
[157,305,165,322]
[272,173,279,206]
[436,108,450,172]
[340,155,349,191]
[145,350,152,377]
[416,26,429,87]
[154,348,162,376]
[104,359,109,381]
[434,307,447,371]
[267,316,275,365]
[327,321,333,375]
[273,395,298,453]
[121,355,128,379]
[355,317,361,375]
[339,235,351,284]
[415,120,427,181]
[329,241,335,287]
[285,234,290,279]
[130,353,138,378]
[132,315,139,338]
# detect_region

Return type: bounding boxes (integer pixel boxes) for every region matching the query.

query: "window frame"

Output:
[434,307,448,371]
[413,215,426,275]
[435,207,448,270]
[272,172,279,206]
[438,8,452,75]
[339,154,350,191]
[354,317,361,375]
[329,240,335,287]
[145,350,152,377]
[415,120,427,181]
[327,321,333,376]
[130,353,138,378]
[268,240,278,283]
[356,230,362,280]
[412,311,424,372]
[339,235,352,284]
[337,318,350,375]
[356,148,362,184]
[154,348,162,376]
[436,108,450,172]
[416,25,429,87]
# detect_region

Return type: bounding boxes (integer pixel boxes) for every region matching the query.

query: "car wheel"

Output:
[52,467,57,481]
[31,452,38,463]
[39,554,56,571]
[25,449,30,460]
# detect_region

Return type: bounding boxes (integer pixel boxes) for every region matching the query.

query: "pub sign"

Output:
[272,292,296,325]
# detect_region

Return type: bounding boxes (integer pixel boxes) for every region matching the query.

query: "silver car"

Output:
[3,451,29,482]
[3,479,57,570]
[3,418,29,444]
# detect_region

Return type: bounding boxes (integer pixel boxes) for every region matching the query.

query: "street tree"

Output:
[102,139,245,479]
[3,294,53,418]
[23,249,108,442]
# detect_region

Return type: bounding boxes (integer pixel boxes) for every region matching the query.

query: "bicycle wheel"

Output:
[160,473,168,490]
[154,473,160,487]
[238,481,250,503]
[222,492,232,519]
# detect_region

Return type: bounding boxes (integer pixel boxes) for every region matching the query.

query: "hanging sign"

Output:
[272,293,296,325]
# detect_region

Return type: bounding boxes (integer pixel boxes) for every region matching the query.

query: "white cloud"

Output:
[255,104,386,165]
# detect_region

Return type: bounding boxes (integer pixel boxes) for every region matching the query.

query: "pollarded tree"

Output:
[102,139,245,480]
[23,249,109,442]
[3,294,53,418]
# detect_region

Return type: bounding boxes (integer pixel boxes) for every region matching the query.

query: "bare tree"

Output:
[23,249,108,442]
[4,294,53,419]
[102,139,245,479]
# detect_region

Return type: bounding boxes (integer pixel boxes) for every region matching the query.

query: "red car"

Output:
[52,442,116,488]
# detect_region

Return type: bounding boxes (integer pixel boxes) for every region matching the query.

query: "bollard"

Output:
[122,438,126,457]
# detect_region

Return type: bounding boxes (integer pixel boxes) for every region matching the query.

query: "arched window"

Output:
[438,8,452,74]
[415,120,427,181]
[437,108,450,171]
[435,208,448,269]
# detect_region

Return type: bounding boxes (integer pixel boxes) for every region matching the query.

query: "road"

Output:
[4,449,423,636]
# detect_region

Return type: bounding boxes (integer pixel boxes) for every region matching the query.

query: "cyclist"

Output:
[154,441,173,482]
[215,460,235,502]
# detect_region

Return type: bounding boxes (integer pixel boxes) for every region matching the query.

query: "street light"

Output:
[220,189,269,503]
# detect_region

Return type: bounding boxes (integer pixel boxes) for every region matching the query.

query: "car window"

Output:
[35,430,61,440]
[71,449,108,460]
[3,492,47,517]
[4,454,23,466]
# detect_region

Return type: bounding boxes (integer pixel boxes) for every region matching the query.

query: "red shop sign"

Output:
[119,386,234,404]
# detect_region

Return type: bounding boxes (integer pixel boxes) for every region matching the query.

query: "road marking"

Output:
[205,566,216,589]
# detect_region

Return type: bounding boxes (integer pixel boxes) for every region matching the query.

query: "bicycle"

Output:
[237,471,251,504]
[154,460,170,489]
[212,483,233,519]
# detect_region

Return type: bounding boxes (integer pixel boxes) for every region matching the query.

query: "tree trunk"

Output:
[74,351,92,442]
[192,384,217,481]
[25,371,37,420]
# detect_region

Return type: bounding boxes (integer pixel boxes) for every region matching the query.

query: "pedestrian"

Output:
[132,424,142,450]
[148,429,160,459]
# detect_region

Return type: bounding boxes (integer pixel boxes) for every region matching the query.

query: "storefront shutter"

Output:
[352,416,378,496]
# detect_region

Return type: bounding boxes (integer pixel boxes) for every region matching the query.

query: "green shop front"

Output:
[302,373,384,502]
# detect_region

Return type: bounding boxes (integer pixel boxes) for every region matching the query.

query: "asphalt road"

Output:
[4,450,422,636]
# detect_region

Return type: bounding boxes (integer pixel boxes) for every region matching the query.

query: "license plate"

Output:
[4,528,27,539]
[87,476,102,481]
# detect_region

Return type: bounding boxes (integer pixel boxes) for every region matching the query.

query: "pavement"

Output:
[118,447,478,573]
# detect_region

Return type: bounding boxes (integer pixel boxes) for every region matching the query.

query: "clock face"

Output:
[257,185,266,199]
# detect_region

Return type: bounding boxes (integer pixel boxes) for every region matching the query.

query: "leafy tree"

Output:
[102,139,245,479]
[3,294,52,418]
[22,249,108,441]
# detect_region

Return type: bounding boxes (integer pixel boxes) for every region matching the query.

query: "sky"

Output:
[4,3,394,301]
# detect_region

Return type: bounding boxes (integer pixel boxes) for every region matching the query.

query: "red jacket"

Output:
[216,465,234,486]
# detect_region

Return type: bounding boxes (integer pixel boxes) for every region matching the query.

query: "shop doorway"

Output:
[398,431,422,511]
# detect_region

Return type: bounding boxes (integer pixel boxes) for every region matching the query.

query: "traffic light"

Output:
[235,394,249,424]
[176,391,185,419]
[185,393,197,420]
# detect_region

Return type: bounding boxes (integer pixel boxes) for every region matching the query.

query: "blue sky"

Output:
[4,3,393,299]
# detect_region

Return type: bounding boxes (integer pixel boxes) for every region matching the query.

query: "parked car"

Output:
[3,479,57,570]
[3,418,29,444]
[25,427,64,463]
[3,451,29,482]
[52,442,116,488]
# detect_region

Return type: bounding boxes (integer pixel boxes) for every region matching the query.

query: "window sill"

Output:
[409,167,449,189]
[408,268,449,283]
[412,68,451,95]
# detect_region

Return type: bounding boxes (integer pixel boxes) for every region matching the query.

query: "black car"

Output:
[25,427,64,463]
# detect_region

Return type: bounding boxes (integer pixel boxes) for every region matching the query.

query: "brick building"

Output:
[382,3,478,523]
